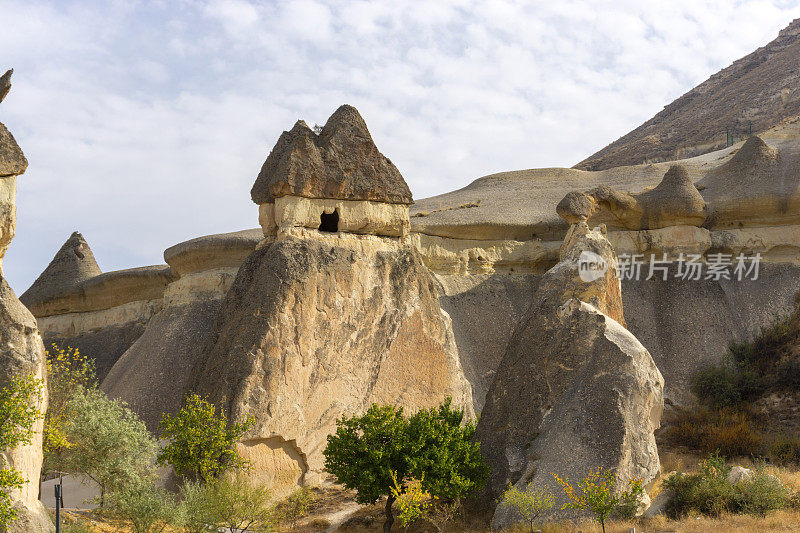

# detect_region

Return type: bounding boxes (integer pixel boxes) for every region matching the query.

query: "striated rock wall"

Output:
[187,231,473,493]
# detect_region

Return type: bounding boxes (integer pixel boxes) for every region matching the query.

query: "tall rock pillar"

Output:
[0,69,53,532]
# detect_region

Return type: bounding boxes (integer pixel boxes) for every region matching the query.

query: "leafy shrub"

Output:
[664,452,790,518]
[775,357,800,389]
[107,480,183,533]
[391,475,429,530]
[181,473,274,533]
[390,475,463,533]
[731,470,790,516]
[275,486,314,530]
[60,387,157,507]
[664,452,734,517]
[691,365,754,408]
[44,344,96,477]
[693,314,798,409]
[158,394,252,483]
[553,467,643,533]
[0,375,43,528]
[499,484,554,533]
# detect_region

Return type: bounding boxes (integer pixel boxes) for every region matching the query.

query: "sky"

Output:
[1,0,800,293]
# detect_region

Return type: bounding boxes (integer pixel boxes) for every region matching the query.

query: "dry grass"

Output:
[53,459,800,532]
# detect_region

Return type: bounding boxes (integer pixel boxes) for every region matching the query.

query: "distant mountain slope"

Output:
[575,19,800,171]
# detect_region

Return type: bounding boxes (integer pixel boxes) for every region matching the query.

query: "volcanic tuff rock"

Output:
[475,223,663,525]
[187,232,473,492]
[557,165,707,231]
[102,300,223,431]
[20,232,102,313]
[0,70,53,532]
[0,123,25,179]
[100,229,263,426]
[576,19,800,170]
[0,280,51,532]
[698,134,800,228]
[0,70,11,104]
[250,105,412,205]
[412,123,800,408]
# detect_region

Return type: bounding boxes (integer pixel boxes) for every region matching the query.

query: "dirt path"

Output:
[323,502,362,533]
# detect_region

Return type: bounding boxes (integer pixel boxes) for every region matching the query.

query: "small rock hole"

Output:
[319,210,339,232]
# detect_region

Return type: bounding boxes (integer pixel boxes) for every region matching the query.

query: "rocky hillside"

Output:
[576,19,800,170]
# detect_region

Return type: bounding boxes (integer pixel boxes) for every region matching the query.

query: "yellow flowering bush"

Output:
[391,473,429,530]
[43,344,96,475]
[553,467,643,533]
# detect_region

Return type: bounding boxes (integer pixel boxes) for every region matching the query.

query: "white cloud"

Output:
[1,0,799,293]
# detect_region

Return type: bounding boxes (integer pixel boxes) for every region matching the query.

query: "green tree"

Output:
[181,473,274,533]
[61,387,156,507]
[324,404,410,533]
[406,398,488,500]
[157,394,251,483]
[0,375,43,528]
[499,484,554,533]
[323,400,488,533]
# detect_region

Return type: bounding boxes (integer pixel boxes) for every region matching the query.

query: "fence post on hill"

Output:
[54,483,60,533]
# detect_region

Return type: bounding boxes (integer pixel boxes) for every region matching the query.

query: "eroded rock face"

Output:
[100,229,264,428]
[20,232,102,314]
[0,70,53,531]
[187,232,473,492]
[0,70,11,105]
[101,300,223,431]
[557,165,707,231]
[251,105,412,205]
[260,196,410,238]
[698,135,800,228]
[0,280,51,532]
[474,224,662,526]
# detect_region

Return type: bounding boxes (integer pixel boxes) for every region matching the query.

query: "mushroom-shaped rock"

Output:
[21,232,102,314]
[556,191,596,224]
[579,165,706,230]
[251,105,413,205]
[719,135,779,173]
[584,185,641,230]
[637,164,707,228]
